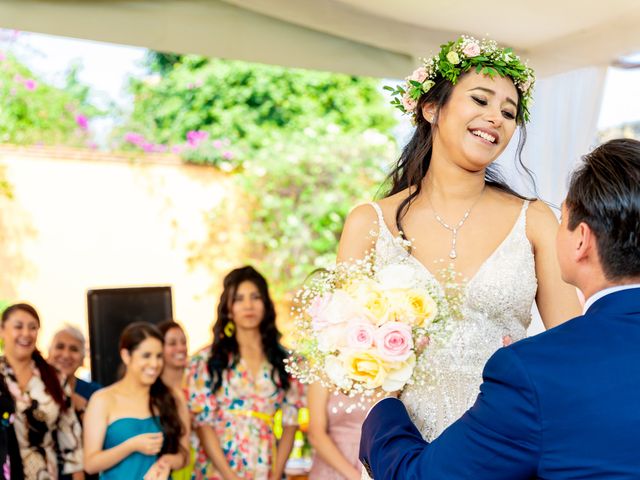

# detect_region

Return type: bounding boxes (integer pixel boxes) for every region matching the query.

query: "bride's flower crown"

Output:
[386,36,536,123]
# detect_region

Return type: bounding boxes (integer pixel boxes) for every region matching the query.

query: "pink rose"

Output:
[307,293,332,331]
[408,66,428,84]
[401,94,417,113]
[374,322,413,362]
[347,322,375,350]
[462,42,481,57]
[308,290,369,332]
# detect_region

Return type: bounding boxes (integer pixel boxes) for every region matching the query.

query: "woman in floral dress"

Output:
[0,303,83,480]
[185,266,304,480]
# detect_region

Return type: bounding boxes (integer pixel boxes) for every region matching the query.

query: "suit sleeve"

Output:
[359,347,542,479]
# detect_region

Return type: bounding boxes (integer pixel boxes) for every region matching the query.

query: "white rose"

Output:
[382,354,416,392]
[317,324,347,352]
[324,289,369,325]
[376,263,417,290]
[325,355,351,389]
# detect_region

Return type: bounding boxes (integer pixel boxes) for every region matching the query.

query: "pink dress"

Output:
[309,392,366,480]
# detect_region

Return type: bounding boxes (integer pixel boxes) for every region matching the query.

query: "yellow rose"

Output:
[347,280,391,324]
[446,51,460,65]
[343,350,387,389]
[406,289,438,327]
[384,289,413,322]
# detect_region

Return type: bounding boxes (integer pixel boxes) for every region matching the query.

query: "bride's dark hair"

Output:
[384,74,535,237]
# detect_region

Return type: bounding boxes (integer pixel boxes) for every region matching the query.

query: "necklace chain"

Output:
[430,188,484,260]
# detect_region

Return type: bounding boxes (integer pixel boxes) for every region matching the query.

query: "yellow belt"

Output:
[227,409,277,473]
[227,409,274,425]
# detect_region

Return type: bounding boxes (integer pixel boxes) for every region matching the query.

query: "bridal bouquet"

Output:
[286,257,460,400]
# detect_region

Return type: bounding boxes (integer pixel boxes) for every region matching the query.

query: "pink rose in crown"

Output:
[462,42,481,57]
[401,94,417,112]
[408,66,428,84]
[347,322,375,350]
[374,322,413,362]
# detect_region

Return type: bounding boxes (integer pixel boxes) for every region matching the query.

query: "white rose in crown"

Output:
[376,263,417,290]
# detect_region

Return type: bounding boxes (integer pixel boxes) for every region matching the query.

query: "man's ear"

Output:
[421,102,437,124]
[575,222,595,262]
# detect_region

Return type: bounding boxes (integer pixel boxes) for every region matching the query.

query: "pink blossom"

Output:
[141,143,167,153]
[124,132,145,146]
[346,322,375,350]
[186,130,208,147]
[374,322,413,362]
[23,79,37,91]
[212,140,223,149]
[222,151,234,160]
[401,94,417,112]
[75,114,89,130]
[408,66,428,84]
[462,42,481,57]
[0,51,5,62]
[172,145,184,154]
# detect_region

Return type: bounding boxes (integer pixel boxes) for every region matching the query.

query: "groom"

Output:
[359,138,640,479]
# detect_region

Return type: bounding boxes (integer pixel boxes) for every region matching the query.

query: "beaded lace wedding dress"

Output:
[361,200,537,477]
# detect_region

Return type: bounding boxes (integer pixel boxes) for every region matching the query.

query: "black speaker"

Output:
[87,286,173,386]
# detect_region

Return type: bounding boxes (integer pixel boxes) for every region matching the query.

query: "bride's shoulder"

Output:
[343,203,379,233]
[525,198,559,229]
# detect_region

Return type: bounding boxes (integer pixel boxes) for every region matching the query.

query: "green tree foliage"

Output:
[123,52,399,295]
[240,127,394,294]
[0,53,97,145]
[121,54,395,149]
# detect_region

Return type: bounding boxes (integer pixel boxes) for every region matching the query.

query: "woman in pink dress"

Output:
[307,383,367,480]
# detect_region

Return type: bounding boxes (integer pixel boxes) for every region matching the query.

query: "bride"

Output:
[338,36,581,445]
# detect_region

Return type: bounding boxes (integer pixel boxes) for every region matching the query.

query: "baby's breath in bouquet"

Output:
[286,256,462,405]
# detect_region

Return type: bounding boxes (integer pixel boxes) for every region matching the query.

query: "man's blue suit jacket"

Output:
[359,288,640,479]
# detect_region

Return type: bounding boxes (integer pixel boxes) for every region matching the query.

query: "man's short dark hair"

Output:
[566,138,640,280]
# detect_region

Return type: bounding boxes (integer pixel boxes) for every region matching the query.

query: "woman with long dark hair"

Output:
[157,321,188,393]
[0,303,83,479]
[185,266,304,480]
[157,320,194,480]
[338,37,581,452]
[83,322,189,479]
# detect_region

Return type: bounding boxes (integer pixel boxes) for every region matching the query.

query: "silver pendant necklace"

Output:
[430,188,484,260]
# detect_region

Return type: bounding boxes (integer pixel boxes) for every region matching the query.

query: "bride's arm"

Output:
[337,204,379,263]
[528,200,582,328]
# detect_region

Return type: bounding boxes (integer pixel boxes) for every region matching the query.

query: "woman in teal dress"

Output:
[83,322,190,479]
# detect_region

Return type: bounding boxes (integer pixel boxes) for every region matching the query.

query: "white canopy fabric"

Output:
[0,0,639,79]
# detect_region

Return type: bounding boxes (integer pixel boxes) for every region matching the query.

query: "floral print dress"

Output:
[185,347,304,480]
[0,357,83,480]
